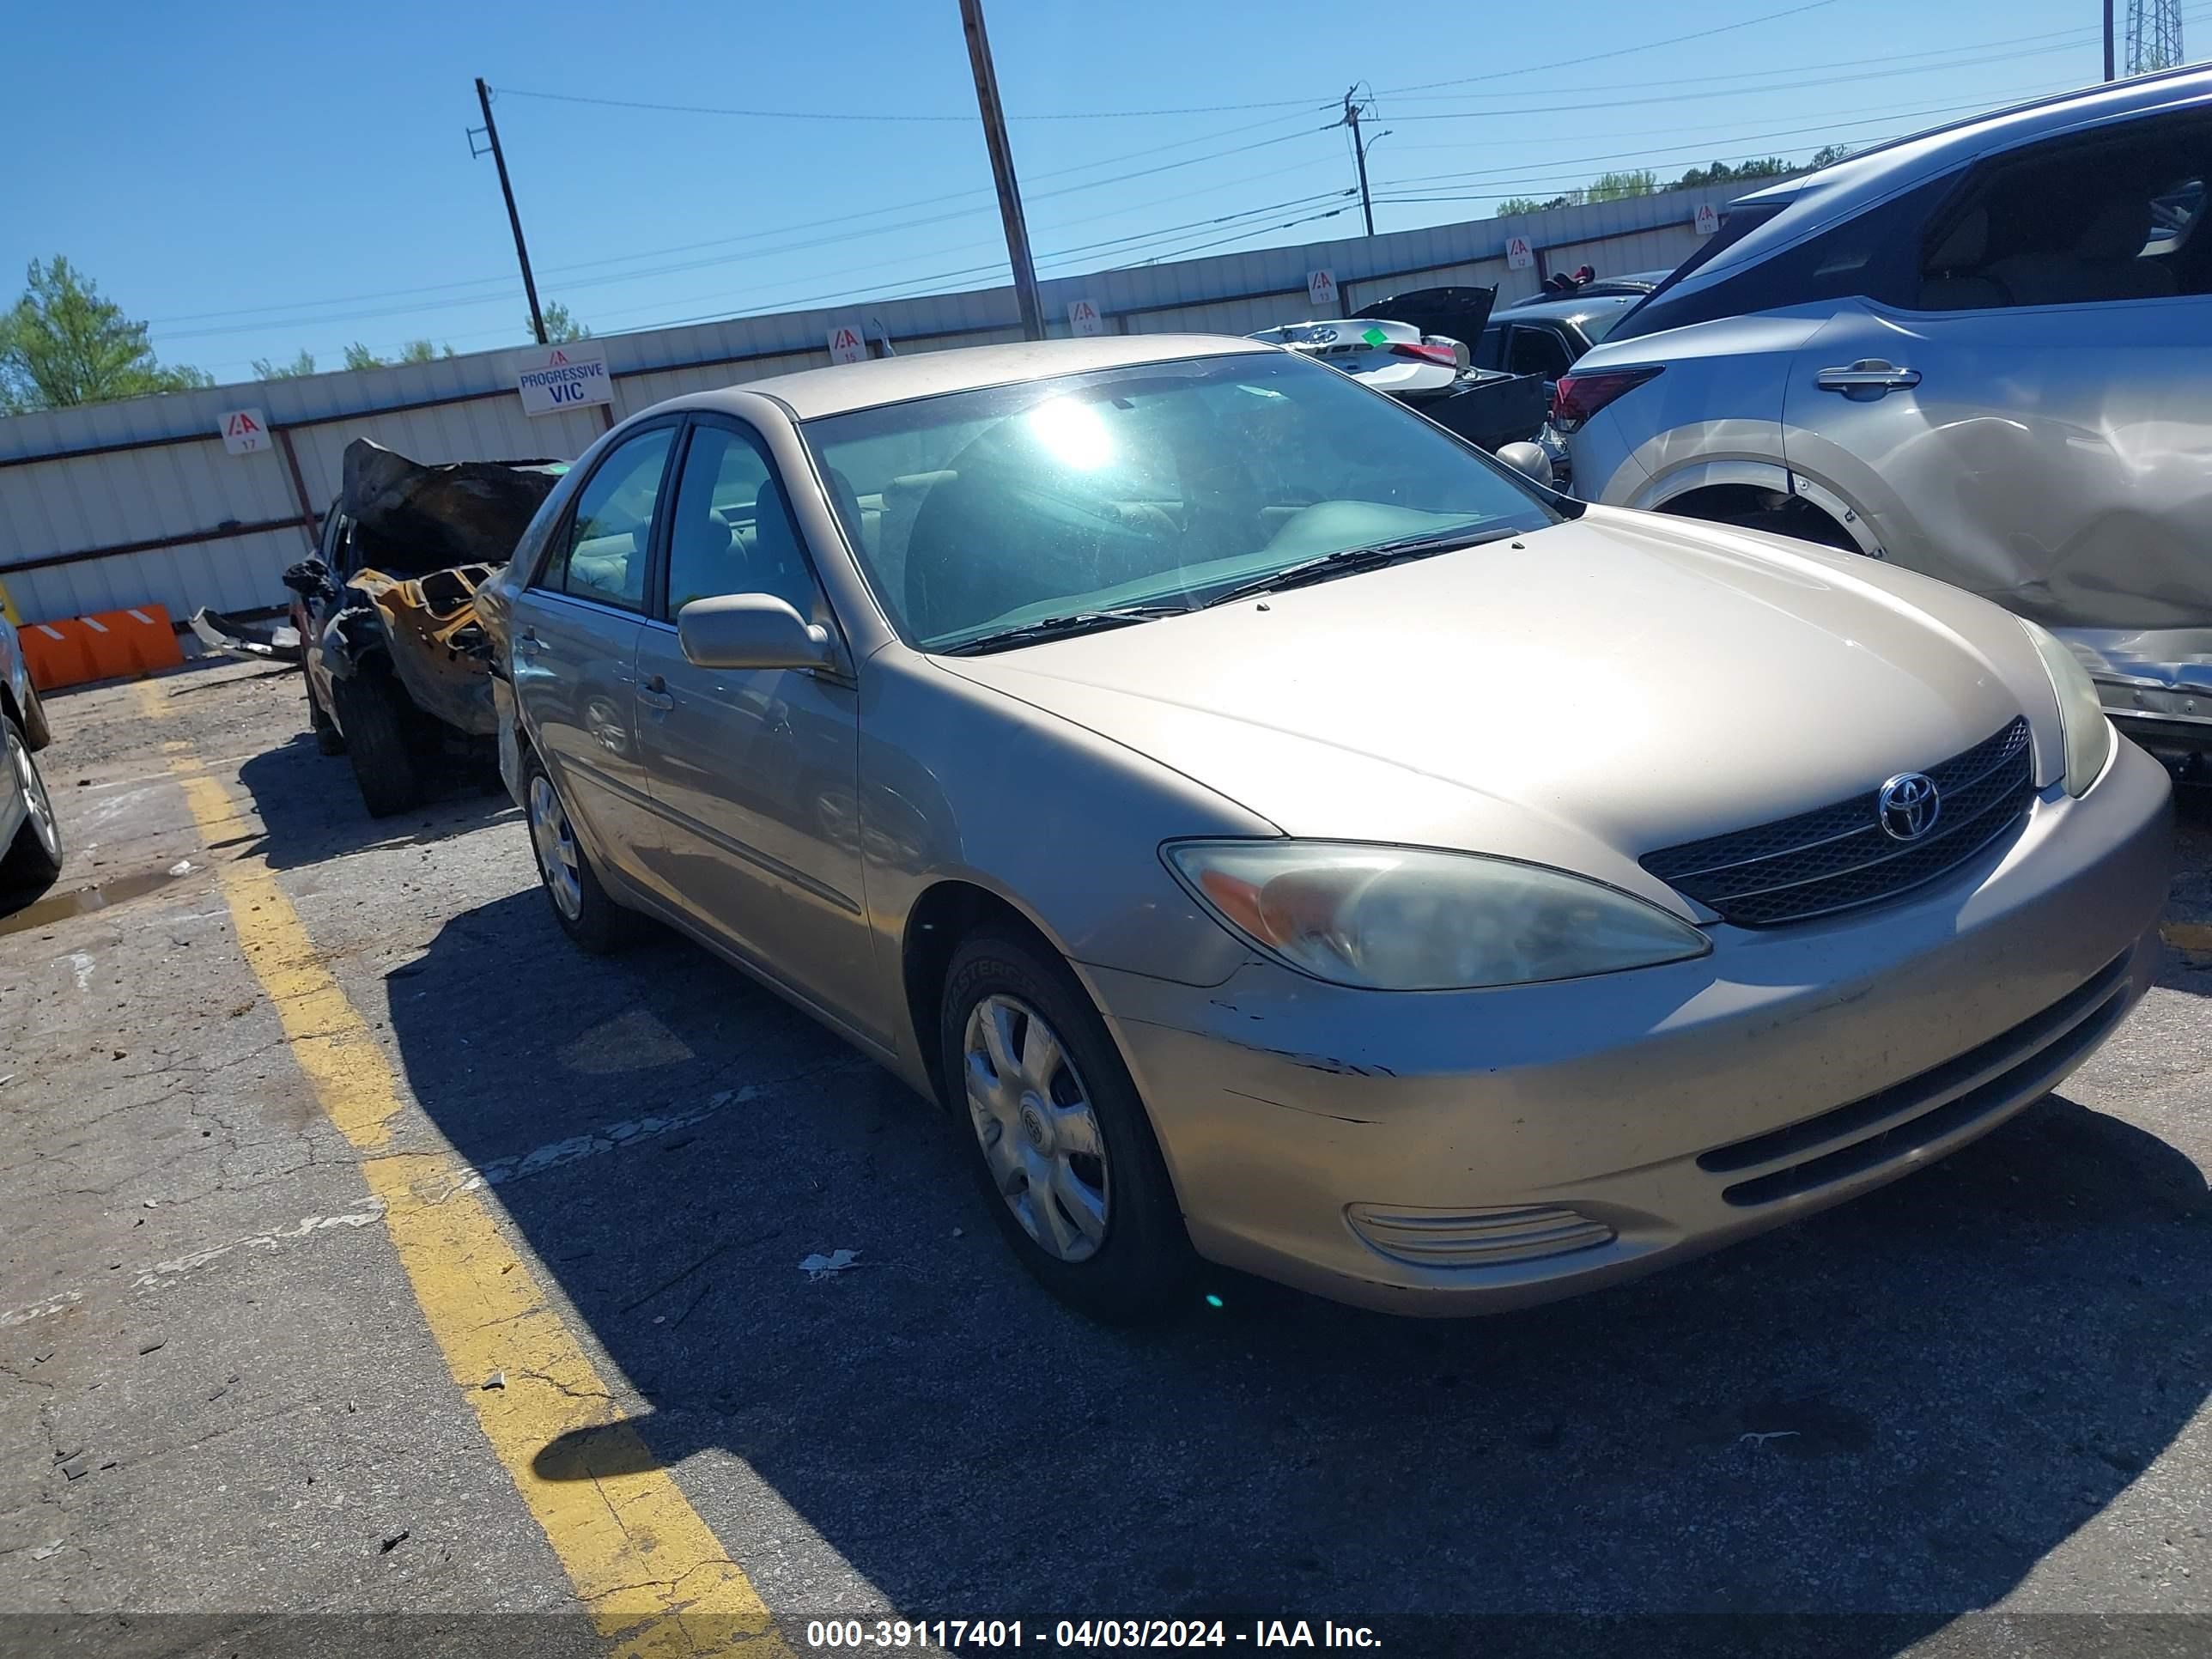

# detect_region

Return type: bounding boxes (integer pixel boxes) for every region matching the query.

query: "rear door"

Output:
[507,422,678,884]
[1783,109,2212,628]
[631,415,877,1037]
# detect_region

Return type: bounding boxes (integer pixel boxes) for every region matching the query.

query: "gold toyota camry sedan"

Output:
[474,335,2171,1322]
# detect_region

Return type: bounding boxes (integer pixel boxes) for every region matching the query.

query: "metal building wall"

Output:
[0,187,1717,626]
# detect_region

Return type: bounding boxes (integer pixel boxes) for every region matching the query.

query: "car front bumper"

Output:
[1091,739,2173,1316]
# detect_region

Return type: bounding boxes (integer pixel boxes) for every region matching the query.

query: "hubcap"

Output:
[963,994,1110,1263]
[9,729,56,859]
[527,775,583,921]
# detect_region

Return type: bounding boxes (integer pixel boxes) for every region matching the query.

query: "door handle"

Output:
[1816,360,1921,398]
[636,673,675,712]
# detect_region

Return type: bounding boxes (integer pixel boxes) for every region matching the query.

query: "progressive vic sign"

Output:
[514,342,613,416]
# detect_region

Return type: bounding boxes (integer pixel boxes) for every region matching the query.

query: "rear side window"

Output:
[1505,325,1573,380]
[1608,179,1953,341]
[1914,112,2212,310]
[541,428,675,612]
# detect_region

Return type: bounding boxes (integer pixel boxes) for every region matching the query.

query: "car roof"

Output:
[656,333,1271,422]
[1492,292,1643,326]
[1682,65,2212,291]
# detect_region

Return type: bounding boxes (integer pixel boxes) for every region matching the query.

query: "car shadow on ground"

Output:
[232,728,516,870]
[383,889,2210,1649]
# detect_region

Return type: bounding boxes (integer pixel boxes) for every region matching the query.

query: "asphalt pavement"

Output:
[2,658,2208,1659]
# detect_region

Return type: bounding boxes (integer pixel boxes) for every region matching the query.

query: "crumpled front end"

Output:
[331,563,504,737]
[2061,624,2212,754]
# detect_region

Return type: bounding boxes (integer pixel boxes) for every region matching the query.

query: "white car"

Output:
[1561,68,2212,760]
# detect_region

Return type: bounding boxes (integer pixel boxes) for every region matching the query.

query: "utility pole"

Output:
[470,78,548,346]
[957,0,1045,341]
[2105,0,2117,79]
[1340,86,1376,238]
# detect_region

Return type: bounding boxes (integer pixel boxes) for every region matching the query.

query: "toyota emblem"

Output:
[1877,772,1941,842]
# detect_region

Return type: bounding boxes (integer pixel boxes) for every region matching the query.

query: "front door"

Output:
[632,416,877,1039]
[507,423,678,886]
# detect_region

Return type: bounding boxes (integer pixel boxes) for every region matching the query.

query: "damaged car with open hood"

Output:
[201,441,568,816]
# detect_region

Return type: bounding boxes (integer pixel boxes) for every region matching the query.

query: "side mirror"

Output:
[677,593,836,672]
[1494,441,1553,487]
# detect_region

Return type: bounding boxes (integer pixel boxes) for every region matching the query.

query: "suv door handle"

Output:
[1816,360,1921,398]
[636,674,675,712]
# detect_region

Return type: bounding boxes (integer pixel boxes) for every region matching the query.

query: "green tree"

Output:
[1585,169,1658,203]
[539,301,591,343]
[1807,143,1856,168]
[0,256,211,413]
[251,348,318,380]
[343,339,457,369]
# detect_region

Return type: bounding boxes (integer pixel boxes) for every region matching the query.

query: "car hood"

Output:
[937,507,2053,896]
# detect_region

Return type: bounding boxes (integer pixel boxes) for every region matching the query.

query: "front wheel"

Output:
[1,714,64,894]
[940,929,1192,1322]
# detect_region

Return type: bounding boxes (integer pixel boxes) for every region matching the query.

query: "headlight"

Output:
[2020,619,2113,797]
[1163,841,1710,991]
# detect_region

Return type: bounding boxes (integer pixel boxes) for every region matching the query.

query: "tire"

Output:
[307,677,347,757]
[1,714,64,894]
[19,684,52,751]
[939,927,1193,1322]
[522,750,635,954]
[328,667,422,817]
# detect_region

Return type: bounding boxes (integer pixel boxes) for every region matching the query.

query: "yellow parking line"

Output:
[136,679,783,1657]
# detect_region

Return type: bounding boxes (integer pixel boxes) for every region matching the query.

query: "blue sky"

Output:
[9,0,2189,386]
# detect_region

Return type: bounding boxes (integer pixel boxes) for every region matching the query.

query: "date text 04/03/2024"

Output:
[801,1620,1383,1649]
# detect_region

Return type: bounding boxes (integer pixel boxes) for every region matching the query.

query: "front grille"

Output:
[1641,718,2033,927]
[1698,950,2132,1207]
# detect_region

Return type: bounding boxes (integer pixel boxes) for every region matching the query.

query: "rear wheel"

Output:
[1,715,63,894]
[328,666,422,817]
[940,928,1192,1322]
[524,752,635,953]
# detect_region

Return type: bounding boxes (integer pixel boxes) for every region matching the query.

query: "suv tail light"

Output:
[1553,367,1662,434]
[1389,342,1460,366]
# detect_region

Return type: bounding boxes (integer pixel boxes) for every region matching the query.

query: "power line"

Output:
[1371,0,1844,99]
[1383,54,2125,123]
[159,123,1340,342]
[149,106,1328,326]
[493,85,1322,123]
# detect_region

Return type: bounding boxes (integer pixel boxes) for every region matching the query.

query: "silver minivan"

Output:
[1561,68,2212,758]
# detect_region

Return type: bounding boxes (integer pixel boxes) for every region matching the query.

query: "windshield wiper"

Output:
[1196,526,1513,610]
[936,603,1192,657]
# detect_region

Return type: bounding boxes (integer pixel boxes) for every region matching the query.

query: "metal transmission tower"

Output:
[2125,0,2185,75]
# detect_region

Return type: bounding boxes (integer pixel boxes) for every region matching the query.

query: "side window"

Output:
[663,422,820,620]
[1473,325,1505,370]
[544,428,674,611]
[1506,325,1572,380]
[1917,113,2211,311]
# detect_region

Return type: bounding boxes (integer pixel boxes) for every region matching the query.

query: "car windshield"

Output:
[1577,300,1636,343]
[802,350,1565,653]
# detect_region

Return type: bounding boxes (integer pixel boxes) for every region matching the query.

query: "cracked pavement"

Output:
[1,658,2209,1657]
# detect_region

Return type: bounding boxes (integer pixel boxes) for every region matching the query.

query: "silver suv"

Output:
[1561,68,2212,757]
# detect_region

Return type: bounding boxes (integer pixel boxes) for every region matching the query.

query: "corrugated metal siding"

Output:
[8,526,304,625]
[0,191,1707,624]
